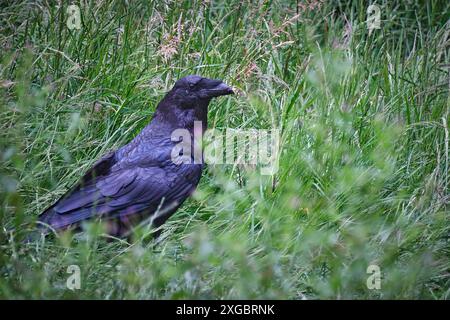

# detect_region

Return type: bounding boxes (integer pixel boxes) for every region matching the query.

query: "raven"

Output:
[37,75,233,238]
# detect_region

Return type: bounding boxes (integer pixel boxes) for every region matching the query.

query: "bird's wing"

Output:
[39,153,201,230]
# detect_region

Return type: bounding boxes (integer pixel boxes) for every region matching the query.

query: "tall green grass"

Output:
[0,0,449,299]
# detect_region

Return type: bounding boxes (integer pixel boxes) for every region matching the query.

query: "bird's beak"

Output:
[210,82,234,96]
[202,80,234,98]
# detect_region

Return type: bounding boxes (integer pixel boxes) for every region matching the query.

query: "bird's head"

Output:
[171,75,234,102]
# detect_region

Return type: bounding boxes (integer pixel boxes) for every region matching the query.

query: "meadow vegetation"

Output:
[0,0,449,299]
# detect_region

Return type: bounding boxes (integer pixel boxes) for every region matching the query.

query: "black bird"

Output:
[37,75,233,238]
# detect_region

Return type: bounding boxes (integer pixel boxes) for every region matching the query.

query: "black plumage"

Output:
[37,75,233,238]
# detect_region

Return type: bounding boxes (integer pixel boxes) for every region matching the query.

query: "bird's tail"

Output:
[37,206,58,229]
[23,207,58,242]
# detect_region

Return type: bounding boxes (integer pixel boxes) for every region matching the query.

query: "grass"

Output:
[0,0,449,299]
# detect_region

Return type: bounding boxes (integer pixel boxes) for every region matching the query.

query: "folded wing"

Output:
[38,151,201,232]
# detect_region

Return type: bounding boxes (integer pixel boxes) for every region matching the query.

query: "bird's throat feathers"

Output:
[153,92,209,132]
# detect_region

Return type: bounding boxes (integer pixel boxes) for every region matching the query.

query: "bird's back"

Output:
[38,123,203,238]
